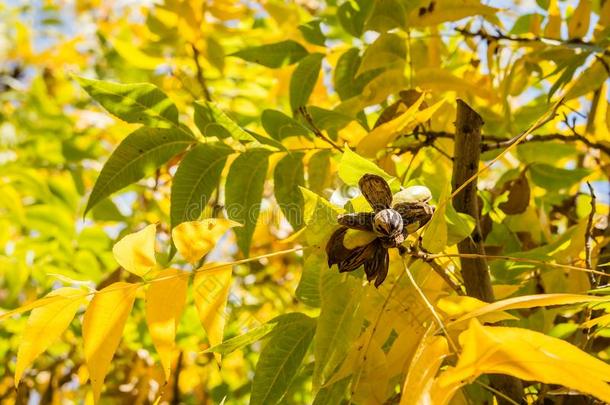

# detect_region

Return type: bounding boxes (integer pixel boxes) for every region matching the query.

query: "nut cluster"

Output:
[326,174,434,286]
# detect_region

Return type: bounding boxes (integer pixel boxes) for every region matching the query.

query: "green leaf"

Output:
[307,150,331,195]
[290,53,324,113]
[516,142,577,165]
[422,182,449,253]
[308,106,354,132]
[170,143,233,229]
[334,48,361,100]
[365,0,407,32]
[247,131,286,151]
[204,322,277,356]
[529,163,590,190]
[75,77,179,127]
[205,313,311,357]
[547,55,585,100]
[357,33,406,77]
[337,0,373,37]
[354,68,407,109]
[85,128,193,214]
[230,40,308,68]
[338,147,392,186]
[261,109,310,140]
[313,270,365,389]
[312,377,351,405]
[564,59,609,100]
[89,199,125,222]
[296,249,325,307]
[194,101,256,142]
[446,203,476,246]
[225,149,271,256]
[334,48,384,102]
[206,36,225,72]
[250,313,316,405]
[298,20,326,46]
[274,153,305,230]
[510,13,541,34]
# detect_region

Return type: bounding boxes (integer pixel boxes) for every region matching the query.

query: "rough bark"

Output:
[451,99,523,402]
[451,99,494,302]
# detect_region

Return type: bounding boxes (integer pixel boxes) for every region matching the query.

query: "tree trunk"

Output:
[451,99,523,402]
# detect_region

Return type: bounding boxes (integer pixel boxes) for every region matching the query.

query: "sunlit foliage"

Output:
[2,0,610,403]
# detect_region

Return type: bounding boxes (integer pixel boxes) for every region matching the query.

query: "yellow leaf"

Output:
[582,312,610,329]
[567,0,591,39]
[414,68,495,100]
[112,224,157,277]
[437,319,610,403]
[193,263,232,363]
[385,289,431,377]
[436,295,518,324]
[351,339,389,404]
[343,229,377,250]
[172,219,241,263]
[363,97,445,157]
[492,284,521,299]
[337,69,407,115]
[0,294,74,321]
[594,0,610,40]
[544,0,562,39]
[145,269,188,381]
[83,282,139,403]
[361,69,407,107]
[448,293,609,327]
[356,94,425,157]
[356,33,406,77]
[111,39,169,70]
[406,0,497,27]
[400,335,449,405]
[15,288,86,385]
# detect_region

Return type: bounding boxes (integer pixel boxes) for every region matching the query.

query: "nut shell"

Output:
[392,185,432,205]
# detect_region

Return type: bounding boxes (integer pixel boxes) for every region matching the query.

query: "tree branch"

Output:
[394,130,610,156]
[402,246,465,295]
[456,27,610,57]
[480,132,610,155]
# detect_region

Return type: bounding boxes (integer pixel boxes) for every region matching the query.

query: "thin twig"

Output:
[0,247,308,321]
[585,182,597,284]
[190,43,212,101]
[400,149,419,184]
[395,126,610,156]
[480,132,610,155]
[430,142,453,161]
[474,381,521,405]
[426,252,608,277]
[401,257,459,352]
[404,246,465,295]
[171,351,183,405]
[350,271,405,398]
[456,27,610,57]
[580,183,598,351]
[297,106,343,152]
